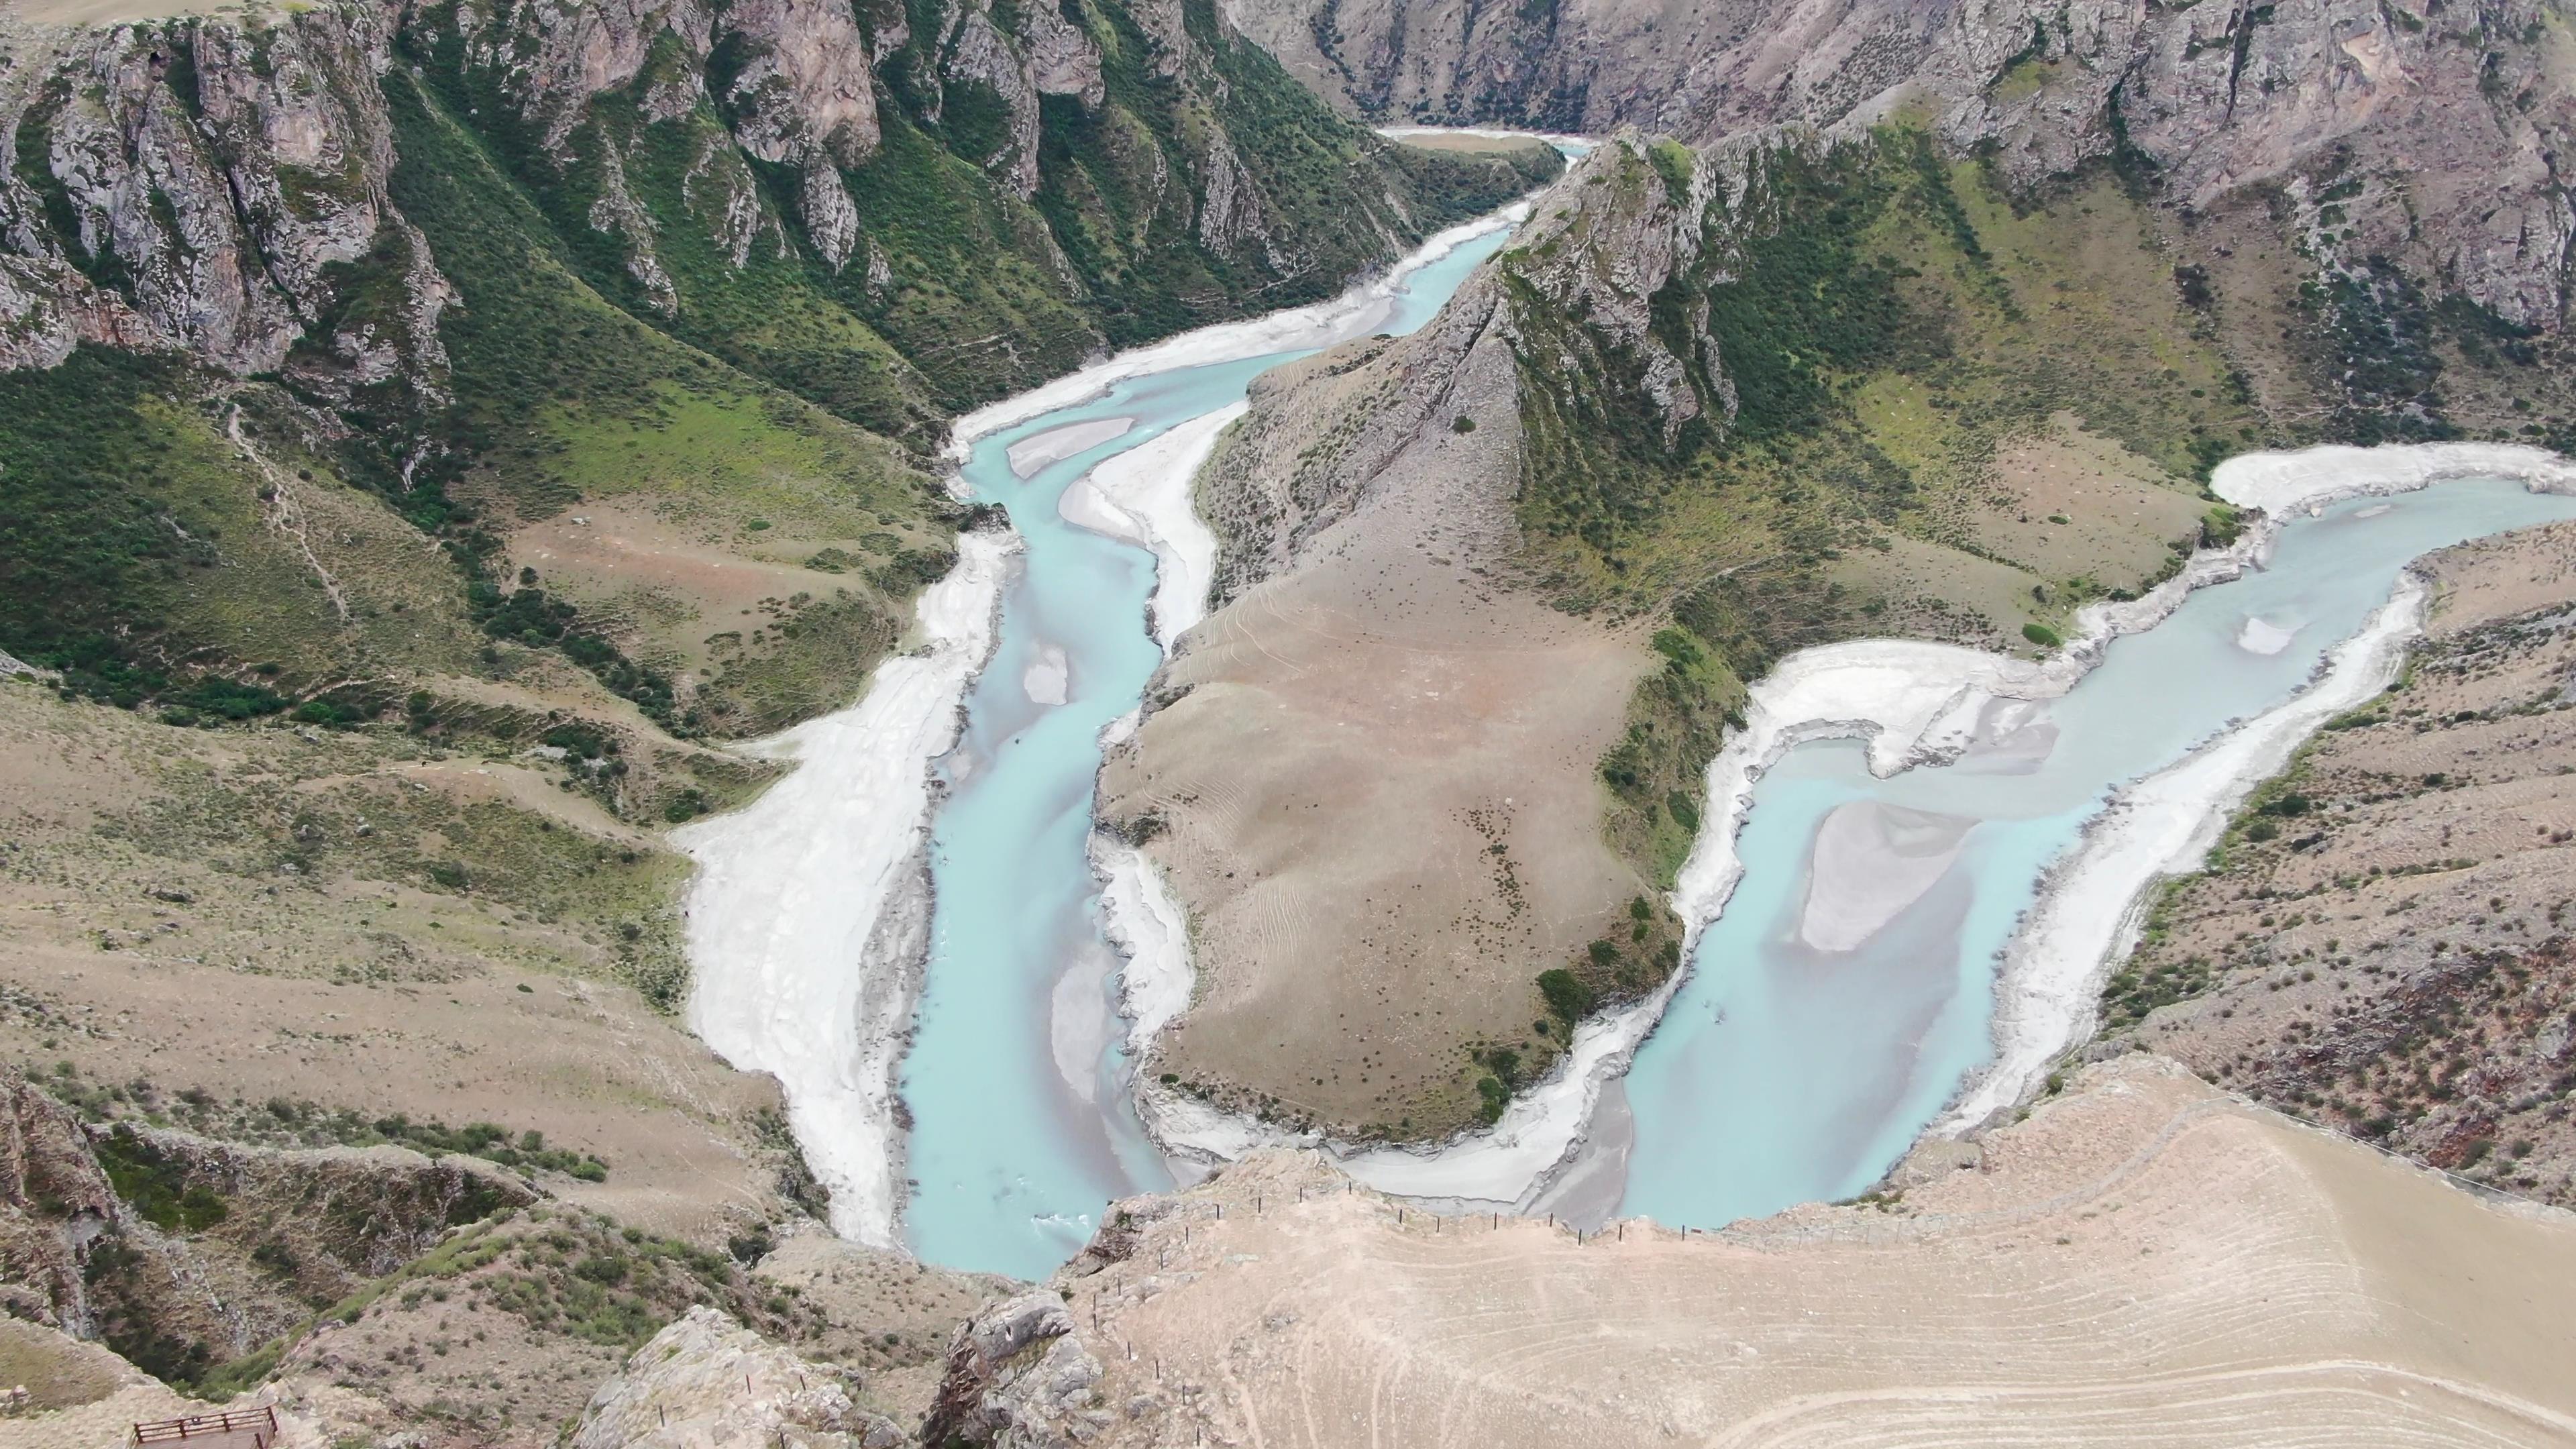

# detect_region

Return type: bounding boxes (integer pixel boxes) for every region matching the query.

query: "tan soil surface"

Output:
[0,679,788,1242]
[1389,133,1564,156]
[510,497,929,692]
[1047,1055,2576,1448]
[2114,520,2576,1208]
[1102,370,1654,1136]
[1971,418,2214,580]
[0,1316,151,1412]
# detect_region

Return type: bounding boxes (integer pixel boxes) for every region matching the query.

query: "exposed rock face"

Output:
[0,0,1532,429]
[1022,0,1108,107]
[920,1290,1109,1448]
[1230,0,2575,328]
[0,1069,535,1385]
[715,0,883,169]
[0,1071,121,1337]
[571,1305,907,1448]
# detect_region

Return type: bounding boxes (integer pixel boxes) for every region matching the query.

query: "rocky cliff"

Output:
[1231,0,2573,333]
[0,0,1550,747]
[1,0,1549,417]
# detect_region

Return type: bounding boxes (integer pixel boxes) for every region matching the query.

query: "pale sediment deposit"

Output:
[1006,417,1135,479]
[675,530,1014,1248]
[945,206,1530,458]
[1056,403,1236,649]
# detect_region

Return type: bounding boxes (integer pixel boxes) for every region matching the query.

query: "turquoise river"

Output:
[892,197,2576,1280]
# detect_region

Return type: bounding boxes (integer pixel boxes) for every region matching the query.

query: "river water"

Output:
[885,164,2576,1279]
[1615,478,2576,1228]
[902,214,1522,1279]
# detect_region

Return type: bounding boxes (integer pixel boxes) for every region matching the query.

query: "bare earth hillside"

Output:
[931,1055,2576,1448]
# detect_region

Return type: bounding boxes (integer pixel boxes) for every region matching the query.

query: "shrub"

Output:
[1537,968,1594,1022]
[2022,622,2062,649]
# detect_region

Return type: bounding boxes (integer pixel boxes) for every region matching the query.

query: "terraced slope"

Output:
[938,1055,2576,1448]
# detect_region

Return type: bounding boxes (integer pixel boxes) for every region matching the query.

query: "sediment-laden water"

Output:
[903,213,1523,1279]
[1614,478,2576,1228]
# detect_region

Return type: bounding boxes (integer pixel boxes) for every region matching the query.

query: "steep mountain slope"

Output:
[2108,521,2576,1209]
[0,0,1552,1411]
[0,0,1548,744]
[1230,0,2574,339]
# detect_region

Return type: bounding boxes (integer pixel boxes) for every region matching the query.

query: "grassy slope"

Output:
[405,0,1554,429]
[0,0,1550,753]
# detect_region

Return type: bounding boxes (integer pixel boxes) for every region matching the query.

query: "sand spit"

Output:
[1798,803,1976,953]
[1008,417,1134,478]
[1057,403,1236,649]
[674,529,1014,1248]
[1115,441,2576,1210]
[945,204,1532,458]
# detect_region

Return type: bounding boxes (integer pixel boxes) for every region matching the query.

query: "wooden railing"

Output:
[130,1404,278,1445]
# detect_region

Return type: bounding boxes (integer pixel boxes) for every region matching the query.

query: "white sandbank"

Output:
[1057,404,1236,649]
[1093,836,1193,1052]
[1797,803,1974,953]
[1379,125,1599,152]
[673,529,1014,1248]
[945,204,1531,458]
[1114,440,2576,1209]
[2235,616,2296,655]
[1023,643,1069,706]
[1008,417,1134,478]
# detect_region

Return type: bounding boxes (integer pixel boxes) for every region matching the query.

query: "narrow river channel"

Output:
[1612,478,2576,1230]
[904,197,1536,1278]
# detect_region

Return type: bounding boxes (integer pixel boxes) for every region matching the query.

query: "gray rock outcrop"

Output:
[1229,0,2575,329]
[920,1290,1110,1448]
[571,1305,906,1448]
